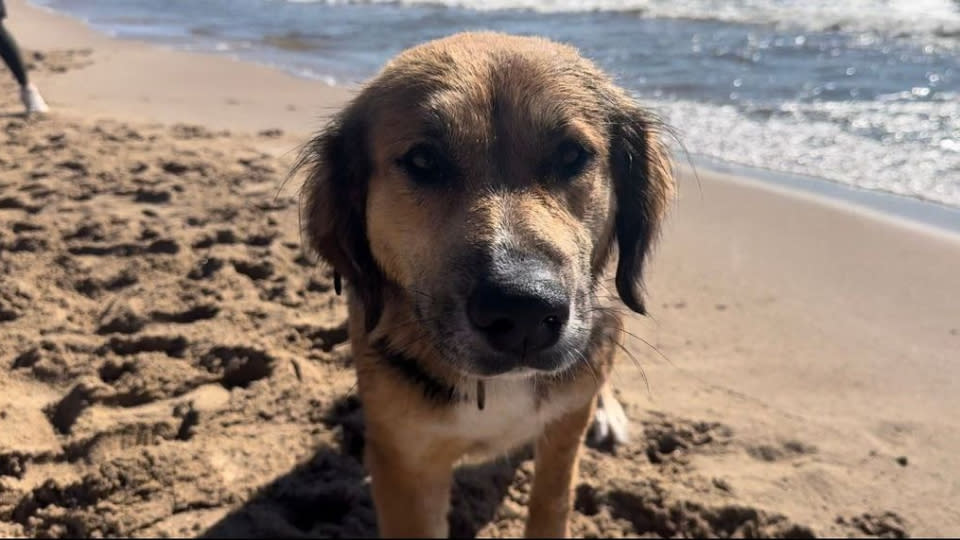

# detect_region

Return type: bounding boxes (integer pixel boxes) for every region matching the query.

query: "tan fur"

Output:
[525,399,597,538]
[295,31,674,538]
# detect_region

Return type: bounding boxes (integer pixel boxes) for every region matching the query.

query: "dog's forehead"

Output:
[421,80,601,148]
[369,37,610,153]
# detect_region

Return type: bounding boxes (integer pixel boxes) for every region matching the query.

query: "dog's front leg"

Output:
[365,434,456,538]
[524,398,596,538]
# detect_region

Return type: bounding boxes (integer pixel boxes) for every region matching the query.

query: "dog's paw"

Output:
[588,386,630,449]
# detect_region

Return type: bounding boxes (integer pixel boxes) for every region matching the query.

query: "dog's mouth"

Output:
[414,295,593,380]
[463,348,576,377]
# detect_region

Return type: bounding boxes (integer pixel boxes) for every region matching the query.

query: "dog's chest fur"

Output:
[417,378,591,459]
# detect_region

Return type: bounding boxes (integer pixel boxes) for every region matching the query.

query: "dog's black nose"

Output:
[467,272,569,357]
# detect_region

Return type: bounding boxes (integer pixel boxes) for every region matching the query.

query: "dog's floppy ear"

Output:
[609,103,675,315]
[295,102,384,330]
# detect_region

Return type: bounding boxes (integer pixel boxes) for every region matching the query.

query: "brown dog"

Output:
[295,32,674,538]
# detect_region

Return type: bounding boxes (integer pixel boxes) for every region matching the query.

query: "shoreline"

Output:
[19,0,960,240]
[4,0,960,536]
[693,155,960,241]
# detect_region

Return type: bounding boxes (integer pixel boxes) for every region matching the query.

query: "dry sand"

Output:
[1,0,959,537]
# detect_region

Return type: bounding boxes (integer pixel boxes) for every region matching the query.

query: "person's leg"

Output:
[0,21,29,87]
[0,17,48,113]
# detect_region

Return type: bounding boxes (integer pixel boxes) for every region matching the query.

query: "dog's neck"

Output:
[370,336,471,407]
[350,284,487,409]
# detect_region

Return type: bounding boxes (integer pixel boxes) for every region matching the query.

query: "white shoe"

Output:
[21,84,50,114]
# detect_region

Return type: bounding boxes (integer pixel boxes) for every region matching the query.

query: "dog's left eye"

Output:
[398,144,445,184]
[554,140,592,180]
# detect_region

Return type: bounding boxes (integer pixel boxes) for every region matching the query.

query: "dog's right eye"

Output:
[398,144,445,184]
[553,140,593,180]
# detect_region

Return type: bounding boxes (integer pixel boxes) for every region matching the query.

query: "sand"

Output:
[1,0,958,537]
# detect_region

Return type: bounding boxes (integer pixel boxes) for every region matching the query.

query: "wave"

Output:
[288,0,960,45]
[652,94,960,208]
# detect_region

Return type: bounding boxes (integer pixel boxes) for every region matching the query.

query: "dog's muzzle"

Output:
[466,255,570,373]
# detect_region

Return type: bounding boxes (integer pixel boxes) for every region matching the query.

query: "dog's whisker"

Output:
[379,316,442,335]
[615,326,671,366]
[610,338,651,398]
[393,284,437,301]
[575,348,601,388]
[583,306,671,367]
[377,326,442,354]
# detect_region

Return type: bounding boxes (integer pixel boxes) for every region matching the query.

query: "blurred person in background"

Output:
[0,0,49,114]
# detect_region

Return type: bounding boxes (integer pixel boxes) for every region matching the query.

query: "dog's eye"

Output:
[554,140,592,180]
[398,144,444,183]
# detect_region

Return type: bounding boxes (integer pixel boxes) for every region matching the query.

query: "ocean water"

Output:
[33,0,960,209]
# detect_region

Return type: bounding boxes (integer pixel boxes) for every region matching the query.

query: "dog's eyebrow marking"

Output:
[371,337,466,406]
[418,106,456,143]
[545,121,598,153]
[420,124,449,142]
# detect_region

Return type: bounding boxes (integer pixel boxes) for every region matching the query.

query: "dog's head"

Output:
[297,32,673,377]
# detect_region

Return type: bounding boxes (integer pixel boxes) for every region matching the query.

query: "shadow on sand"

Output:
[202,394,526,538]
